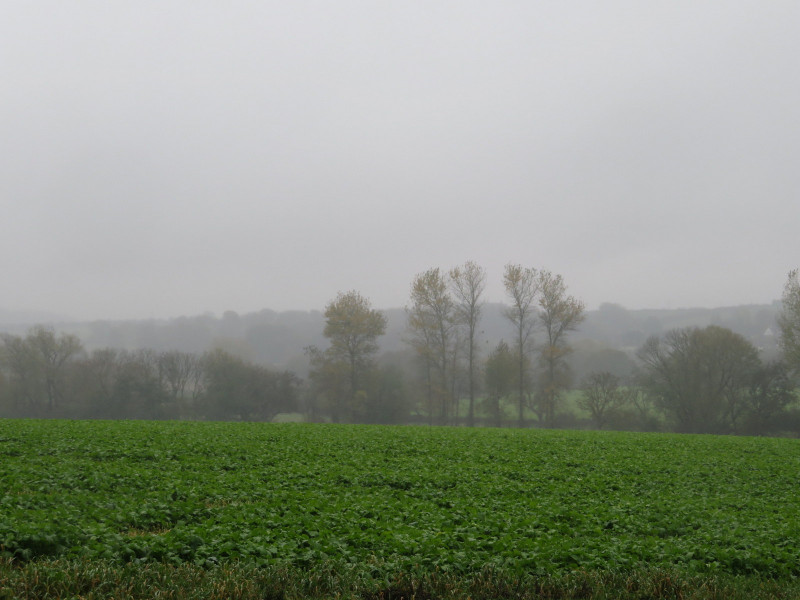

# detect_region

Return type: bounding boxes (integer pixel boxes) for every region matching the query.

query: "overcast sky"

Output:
[2,2,799,321]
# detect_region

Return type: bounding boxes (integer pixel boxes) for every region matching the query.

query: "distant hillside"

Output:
[0,309,74,329]
[579,302,781,353]
[1,302,782,377]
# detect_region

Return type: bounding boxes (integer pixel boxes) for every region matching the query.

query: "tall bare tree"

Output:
[778,269,800,376]
[503,264,540,426]
[407,268,456,423]
[536,270,585,426]
[449,261,486,426]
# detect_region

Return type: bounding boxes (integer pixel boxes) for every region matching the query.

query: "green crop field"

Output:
[1,420,799,599]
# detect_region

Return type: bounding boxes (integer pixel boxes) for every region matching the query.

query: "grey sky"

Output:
[2,1,799,320]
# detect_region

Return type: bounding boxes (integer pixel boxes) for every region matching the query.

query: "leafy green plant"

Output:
[1,419,798,581]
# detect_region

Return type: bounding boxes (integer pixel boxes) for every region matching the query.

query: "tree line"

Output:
[305,262,587,428]
[571,271,800,435]
[0,327,297,421]
[305,264,800,435]
[2,267,800,435]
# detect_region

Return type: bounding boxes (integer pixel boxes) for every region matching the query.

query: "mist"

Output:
[2,2,799,321]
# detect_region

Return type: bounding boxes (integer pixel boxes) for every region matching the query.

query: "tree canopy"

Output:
[637,325,761,433]
[778,269,800,376]
[503,264,540,426]
[308,291,387,422]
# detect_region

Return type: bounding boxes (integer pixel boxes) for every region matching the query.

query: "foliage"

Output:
[568,341,636,383]
[202,349,298,422]
[0,326,83,416]
[361,364,412,424]
[1,420,798,584]
[483,341,516,426]
[503,264,540,426]
[578,371,629,429]
[307,291,387,422]
[449,261,487,426]
[109,350,172,420]
[778,269,800,376]
[323,291,387,388]
[637,326,762,433]
[0,340,297,422]
[744,361,796,435]
[305,345,349,421]
[406,268,457,422]
[536,270,585,426]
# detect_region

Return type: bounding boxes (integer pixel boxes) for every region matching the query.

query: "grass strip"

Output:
[1,558,799,600]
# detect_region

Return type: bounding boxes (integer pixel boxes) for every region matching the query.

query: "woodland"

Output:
[0,264,795,436]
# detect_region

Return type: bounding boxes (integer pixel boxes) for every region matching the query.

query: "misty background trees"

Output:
[0,330,298,422]
[1,266,798,436]
[636,326,762,433]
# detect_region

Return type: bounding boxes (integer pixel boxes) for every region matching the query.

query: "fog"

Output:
[2,2,799,321]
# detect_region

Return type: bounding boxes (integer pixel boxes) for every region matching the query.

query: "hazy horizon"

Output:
[3,2,798,321]
[0,297,783,327]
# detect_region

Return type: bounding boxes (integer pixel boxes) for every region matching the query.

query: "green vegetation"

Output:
[0,328,299,423]
[3,275,798,434]
[1,420,799,598]
[306,290,390,423]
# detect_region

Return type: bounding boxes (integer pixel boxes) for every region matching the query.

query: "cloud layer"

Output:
[2,2,798,319]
